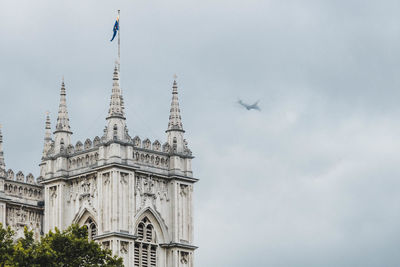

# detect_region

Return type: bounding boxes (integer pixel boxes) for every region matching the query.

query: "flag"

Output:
[110,15,119,42]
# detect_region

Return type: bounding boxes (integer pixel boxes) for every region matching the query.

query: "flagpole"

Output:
[118,9,121,72]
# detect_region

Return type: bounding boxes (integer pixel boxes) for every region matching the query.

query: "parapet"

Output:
[4,169,39,185]
[132,136,171,154]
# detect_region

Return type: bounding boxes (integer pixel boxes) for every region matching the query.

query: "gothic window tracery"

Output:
[60,138,65,151]
[134,217,157,267]
[113,125,118,139]
[85,217,97,240]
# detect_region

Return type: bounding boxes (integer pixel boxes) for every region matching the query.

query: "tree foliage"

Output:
[0,223,123,267]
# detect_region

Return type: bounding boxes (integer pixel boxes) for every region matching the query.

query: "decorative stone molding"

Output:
[135,174,170,213]
[67,174,98,213]
[50,186,57,199]
[103,172,110,185]
[133,150,169,169]
[4,181,43,200]
[7,169,14,180]
[26,173,34,184]
[16,171,24,182]
[6,206,42,240]
[120,241,129,254]
[180,251,189,264]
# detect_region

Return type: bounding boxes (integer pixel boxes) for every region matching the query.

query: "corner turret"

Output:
[42,112,53,158]
[165,76,193,176]
[54,78,72,154]
[104,63,129,142]
[166,77,186,154]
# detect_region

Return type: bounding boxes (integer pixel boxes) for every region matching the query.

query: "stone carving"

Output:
[135,174,169,213]
[82,180,90,194]
[4,181,42,200]
[7,169,14,180]
[152,140,161,151]
[180,184,189,196]
[26,173,34,184]
[180,252,189,264]
[16,171,24,182]
[120,172,128,185]
[75,141,83,152]
[103,172,110,185]
[67,144,74,154]
[93,136,101,147]
[103,241,110,250]
[143,139,151,149]
[133,151,169,169]
[6,206,42,239]
[84,139,92,150]
[0,64,197,266]
[50,186,57,199]
[67,174,97,213]
[120,241,129,254]
[133,136,141,147]
[162,142,171,153]
[68,152,99,170]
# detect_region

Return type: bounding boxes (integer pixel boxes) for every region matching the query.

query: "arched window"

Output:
[60,138,65,151]
[113,125,118,140]
[173,137,177,152]
[134,217,157,267]
[85,217,97,240]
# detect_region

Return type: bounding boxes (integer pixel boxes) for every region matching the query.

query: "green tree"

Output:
[12,227,37,267]
[0,223,14,267]
[0,223,123,267]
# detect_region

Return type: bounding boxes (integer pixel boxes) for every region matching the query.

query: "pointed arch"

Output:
[134,208,168,267]
[72,207,98,240]
[134,207,169,244]
[72,206,97,225]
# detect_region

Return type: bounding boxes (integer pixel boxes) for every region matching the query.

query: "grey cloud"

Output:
[1,0,400,266]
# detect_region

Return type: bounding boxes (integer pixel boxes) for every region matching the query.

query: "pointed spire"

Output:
[107,63,125,119]
[42,112,52,157]
[166,76,184,133]
[45,112,51,140]
[0,124,5,170]
[54,78,72,134]
[53,78,72,154]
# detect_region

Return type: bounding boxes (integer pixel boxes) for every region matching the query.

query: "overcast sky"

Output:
[1,0,400,266]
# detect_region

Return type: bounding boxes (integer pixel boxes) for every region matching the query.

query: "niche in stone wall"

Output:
[179,184,189,242]
[180,251,189,266]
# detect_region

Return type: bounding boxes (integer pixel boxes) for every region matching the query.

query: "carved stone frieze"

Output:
[67,174,97,213]
[6,206,42,239]
[135,174,169,213]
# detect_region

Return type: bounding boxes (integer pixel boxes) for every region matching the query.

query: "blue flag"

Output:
[110,15,119,42]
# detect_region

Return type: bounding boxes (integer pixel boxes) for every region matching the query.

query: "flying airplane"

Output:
[238,100,261,111]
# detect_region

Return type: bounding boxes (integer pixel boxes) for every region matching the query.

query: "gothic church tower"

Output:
[37,63,198,267]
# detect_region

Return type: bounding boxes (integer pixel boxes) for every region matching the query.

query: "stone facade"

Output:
[0,64,198,267]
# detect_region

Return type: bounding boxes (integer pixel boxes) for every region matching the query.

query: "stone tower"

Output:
[37,63,198,267]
